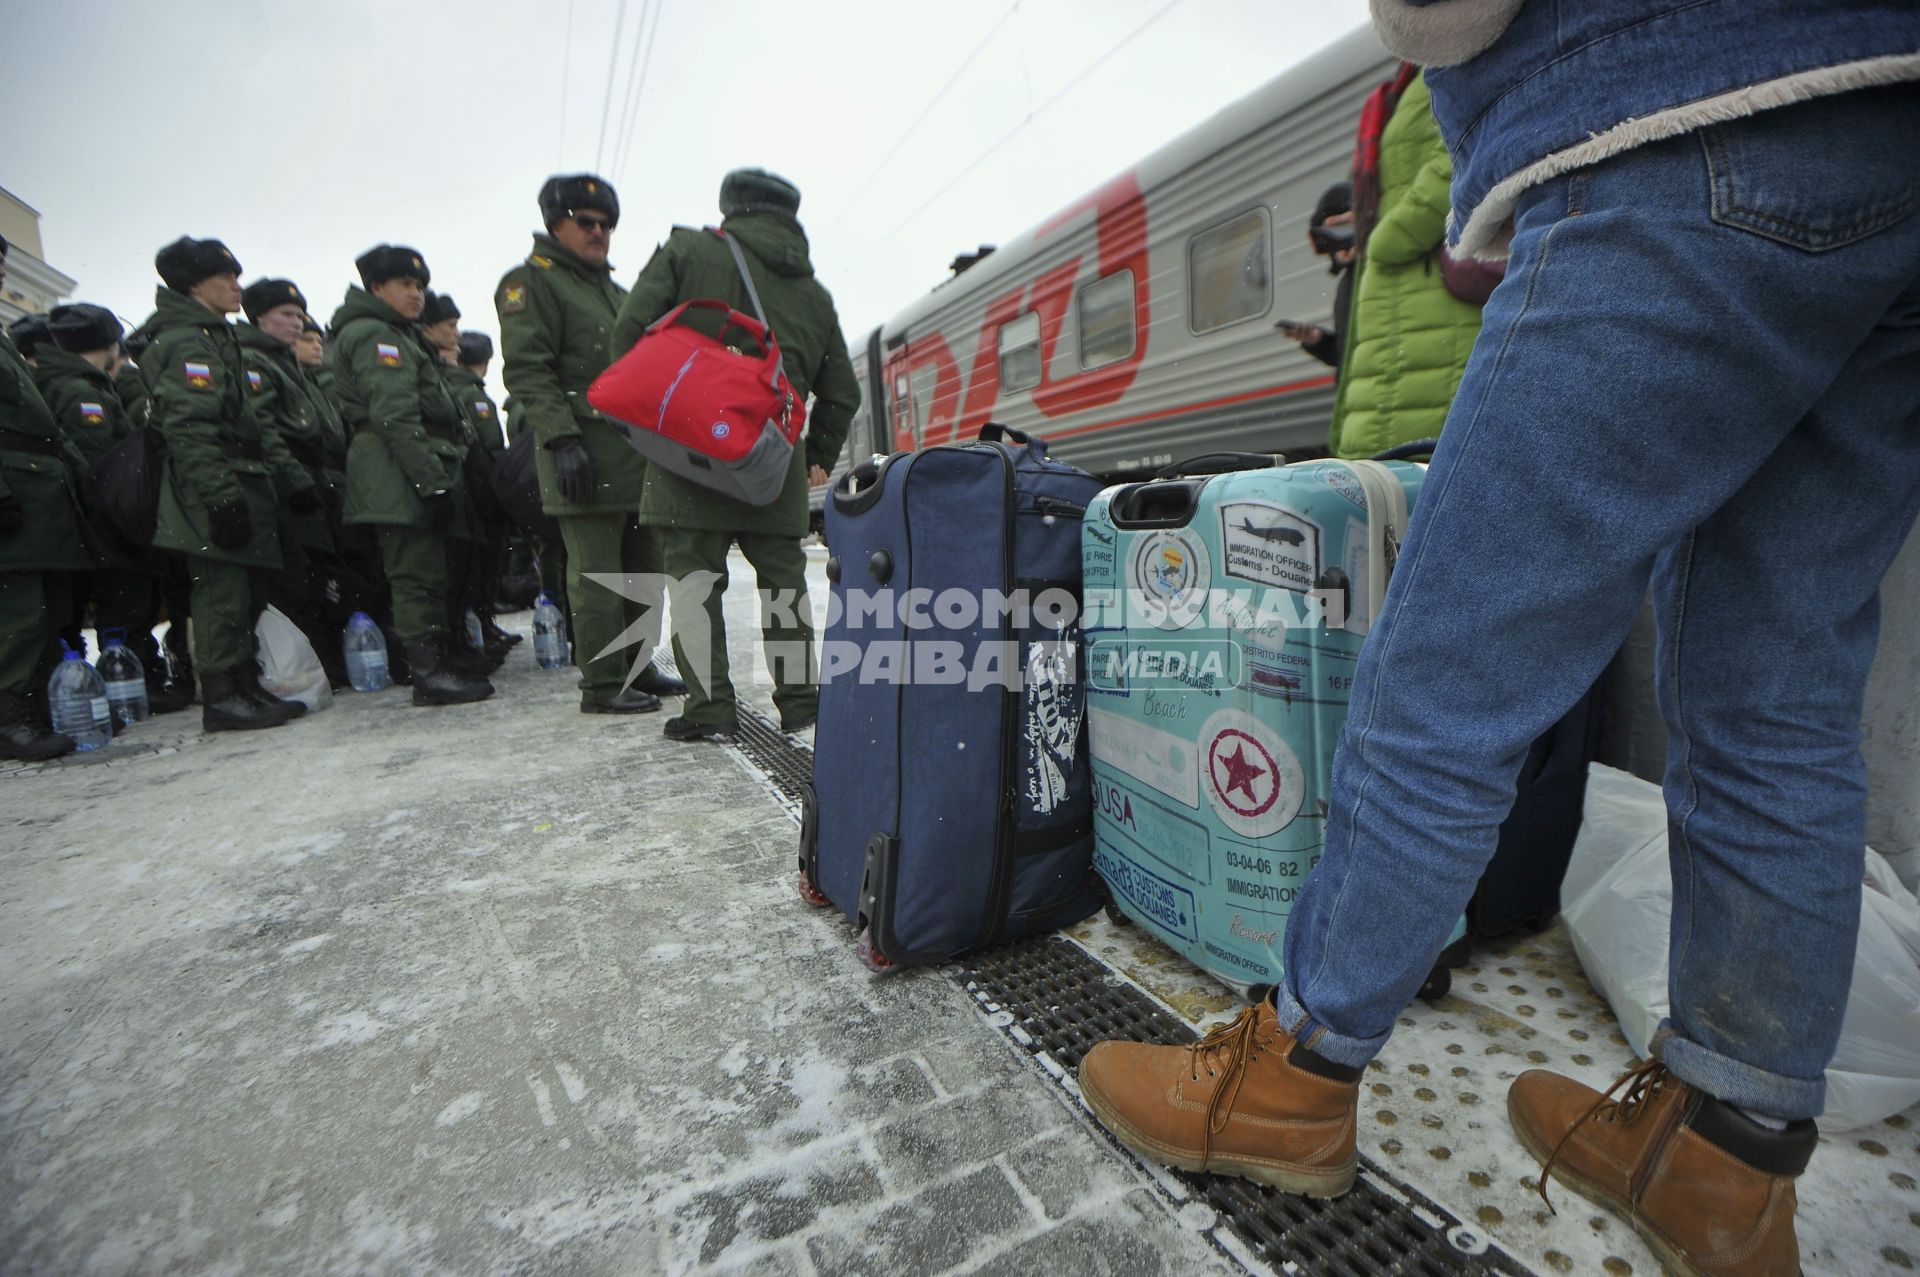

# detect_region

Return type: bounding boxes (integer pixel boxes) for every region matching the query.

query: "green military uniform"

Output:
[238,322,346,554]
[331,286,471,645]
[611,212,860,728]
[444,364,505,456]
[0,331,93,701]
[139,286,313,676]
[497,232,661,699]
[32,347,161,667]
[113,361,149,427]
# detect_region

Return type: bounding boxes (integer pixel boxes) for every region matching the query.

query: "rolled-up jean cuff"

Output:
[1273,984,1392,1069]
[1652,1021,1828,1122]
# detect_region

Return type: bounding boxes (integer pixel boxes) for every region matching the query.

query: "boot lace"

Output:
[1536,1057,1670,1213]
[1186,1007,1268,1164]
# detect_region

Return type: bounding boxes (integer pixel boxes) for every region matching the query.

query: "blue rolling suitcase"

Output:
[800,424,1106,969]
[1082,454,1465,996]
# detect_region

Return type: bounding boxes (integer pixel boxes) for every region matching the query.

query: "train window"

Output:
[999,312,1042,391]
[1078,270,1136,369]
[1188,209,1271,333]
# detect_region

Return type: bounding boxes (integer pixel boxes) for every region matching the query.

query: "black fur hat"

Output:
[456,331,493,365]
[356,244,430,288]
[241,277,309,322]
[538,173,619,229]
[46,303,124,353]
[156,236,242,292]
[420,291,462,325]
[6,313,52,359]
[719,168,801,219]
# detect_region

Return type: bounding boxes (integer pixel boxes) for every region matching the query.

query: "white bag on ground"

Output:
[1563,763,1920,1131]
[254,604,332,714]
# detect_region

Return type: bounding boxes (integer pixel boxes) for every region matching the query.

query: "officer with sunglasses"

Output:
[496,174,685,713]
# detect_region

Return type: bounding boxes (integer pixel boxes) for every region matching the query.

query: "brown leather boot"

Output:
[1508,1060,1817,1277]
[1077,999,1360,1197]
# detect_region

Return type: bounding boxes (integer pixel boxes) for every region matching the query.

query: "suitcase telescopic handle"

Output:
[1154,452,1284,479]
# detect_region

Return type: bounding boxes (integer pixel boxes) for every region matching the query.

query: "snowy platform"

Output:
[3,553,1915,1275]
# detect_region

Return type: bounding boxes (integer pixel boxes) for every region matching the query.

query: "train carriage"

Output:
[814,25,1396,520]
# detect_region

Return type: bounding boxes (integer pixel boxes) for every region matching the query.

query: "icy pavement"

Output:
[4,549,1917,1275]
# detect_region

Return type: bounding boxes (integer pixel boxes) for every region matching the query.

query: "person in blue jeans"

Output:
[1079,5,1920,1275]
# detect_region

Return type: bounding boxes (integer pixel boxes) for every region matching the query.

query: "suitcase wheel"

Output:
[1416,965,1451,1003]
[796,873,832,908]
[857,926,895,974]
[1102,900,1132,928]
[1244,983,1273,1005]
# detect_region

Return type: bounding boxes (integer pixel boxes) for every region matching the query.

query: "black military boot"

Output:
[633,662,687,697]
[444,629,505,678]
[408,641,493,707]
[202,669,291,733]
[480,615,522,651]
[146,670,195,715]
[239,665,307,718]
[0,690,77,761]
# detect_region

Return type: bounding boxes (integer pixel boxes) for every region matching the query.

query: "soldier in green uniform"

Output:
[238,277,355,686]
[611,169,859,740]
[416,291,502,669]
[496,173,685,714]
[331,245,491,706]
[449,330,520,651]
[0,236,94,759]
[114,333,150,426]
[33,304,190,713]
[137,236,319,732]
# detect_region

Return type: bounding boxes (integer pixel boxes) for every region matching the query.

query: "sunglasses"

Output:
[571,213,614,232]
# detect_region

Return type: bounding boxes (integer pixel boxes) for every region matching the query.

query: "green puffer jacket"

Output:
[1329,75,1485,460]
[0,333,92,573]
[496,233,644,516]
[238,322,342,553]
[611,213,861,537]
[33,347,134,468]
[442,364,505,455]
[138,287,309,569]
[114,361,149,428]
[330,287,473,535]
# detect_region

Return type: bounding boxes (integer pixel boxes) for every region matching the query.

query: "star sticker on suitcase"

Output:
[1210,730,1277,816]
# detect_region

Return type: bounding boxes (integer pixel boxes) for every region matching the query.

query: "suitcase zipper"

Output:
[1033,495,1086,520]
[983,445,1022,945]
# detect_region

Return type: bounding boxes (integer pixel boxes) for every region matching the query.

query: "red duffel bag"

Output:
[588,230,806,507]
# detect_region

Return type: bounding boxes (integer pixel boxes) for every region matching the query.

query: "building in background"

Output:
[0,186,76,324]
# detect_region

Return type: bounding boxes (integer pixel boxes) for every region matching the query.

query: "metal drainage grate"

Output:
[722,697,1523,1277]
[955,936,1526,1277]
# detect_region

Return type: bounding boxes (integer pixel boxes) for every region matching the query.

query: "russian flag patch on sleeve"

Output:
[246,370,264,391]
[79,402,105,424]
[375,342,402,368]
[184,361,213,389]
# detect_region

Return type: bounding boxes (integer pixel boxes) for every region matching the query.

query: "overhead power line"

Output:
[873,0,1185,248]
[592,0,633,173]
[611,0,666,186]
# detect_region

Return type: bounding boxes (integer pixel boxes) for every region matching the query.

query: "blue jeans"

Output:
[1276,84,1920,1122]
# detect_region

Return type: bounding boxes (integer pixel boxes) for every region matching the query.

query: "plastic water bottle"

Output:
[97,630,150,727]
[47,644,111,751]
[532,594,570,670]
[465,608,485,650]
[343,611,392,691]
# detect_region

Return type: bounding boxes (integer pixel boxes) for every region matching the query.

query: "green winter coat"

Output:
[114,361,149,428]
[330,287,473,535]
[611,214,861,537]
[443,364,505,455]
[238,322,343,553]
[1329,76,1485,460]
[0,333,92,573]
[496,232,645,516]
[34,347,134,469]
[138,287,309,570]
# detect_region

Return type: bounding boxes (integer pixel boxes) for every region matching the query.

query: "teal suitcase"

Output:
[1082,454,1463,997]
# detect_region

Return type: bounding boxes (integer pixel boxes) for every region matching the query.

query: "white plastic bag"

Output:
[1563,764,1920,1130]
[254,605,332,714]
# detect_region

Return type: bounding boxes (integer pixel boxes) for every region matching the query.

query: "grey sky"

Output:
[2,0,1373,401]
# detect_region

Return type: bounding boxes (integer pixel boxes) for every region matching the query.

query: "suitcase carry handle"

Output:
[1108,478,1203,528]
[978,421,1049,458]
[1154,452,1284,479]
[1370,437,1441,462]
[830,454,895,516]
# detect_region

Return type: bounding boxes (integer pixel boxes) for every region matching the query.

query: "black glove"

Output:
[421,489,456,530]
[207,498,252,550]
[550,437,596,505]
[287,486,322,515]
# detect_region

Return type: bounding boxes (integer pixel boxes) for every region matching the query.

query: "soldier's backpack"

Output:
[800,424,1105,969]
[588,229,805,507]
